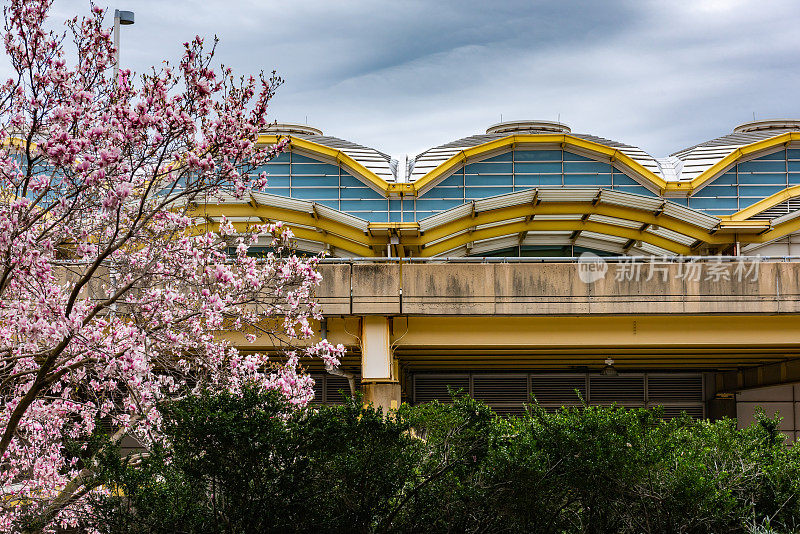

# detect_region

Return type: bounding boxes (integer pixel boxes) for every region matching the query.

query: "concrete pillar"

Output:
[360,316,401,412]
[363,383,401,412]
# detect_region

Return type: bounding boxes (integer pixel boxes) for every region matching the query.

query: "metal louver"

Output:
[648,375,703,402]
[309,373,360,404]
[325,376,353,404]
[310,376,324,405]
[409,372,706,420]
[751,198,800,220]
[472,375,528,405]
[531,375,586,405]
[589,375,645,404]
[413,375,470,403]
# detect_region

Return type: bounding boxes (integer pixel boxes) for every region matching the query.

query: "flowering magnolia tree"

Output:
[0,0,345,531]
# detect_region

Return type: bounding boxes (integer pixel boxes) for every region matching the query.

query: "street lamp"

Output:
[113,9,135,85]
[601,358,618,376]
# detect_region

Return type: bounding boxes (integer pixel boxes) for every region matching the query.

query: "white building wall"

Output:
[742,232,800,256]
[736,383,800,442]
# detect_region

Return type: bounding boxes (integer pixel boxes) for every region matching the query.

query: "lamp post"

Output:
[110,8,134,306]
[113,9,135,85]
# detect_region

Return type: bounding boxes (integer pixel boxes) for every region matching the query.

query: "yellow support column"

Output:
[360,316,400,412]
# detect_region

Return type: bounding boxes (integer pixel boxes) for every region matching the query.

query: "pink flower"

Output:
[0,0,340,528]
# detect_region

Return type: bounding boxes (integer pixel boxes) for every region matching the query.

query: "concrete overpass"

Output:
[292,257,800,436]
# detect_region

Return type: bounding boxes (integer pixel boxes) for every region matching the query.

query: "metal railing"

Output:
[319,255,800,264]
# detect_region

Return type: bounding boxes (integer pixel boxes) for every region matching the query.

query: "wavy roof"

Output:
[265,119,800,189]
[291,134,397,181]
[409,129,661,182]
[258,120,800,215]
[409,120,800,185]
[670,127,800,182]
[199,119,800,257]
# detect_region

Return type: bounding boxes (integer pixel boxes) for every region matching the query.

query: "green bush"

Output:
[476,405,800,534]
[84,389,800,534]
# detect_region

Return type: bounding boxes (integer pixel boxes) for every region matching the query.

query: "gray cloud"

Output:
[8,0,800,162]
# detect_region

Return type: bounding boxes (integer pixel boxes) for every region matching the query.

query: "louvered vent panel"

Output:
[648,376,703,402]
[414,375,470,403]
[531,375,587,404]
[658,405,704,420]
[472,375,528,405]
[751,199,800,220]
[325,376,353,404]
[308,373,358,404]
[310,373,325,404]
[589,376,645,403]
[410,373,705,415]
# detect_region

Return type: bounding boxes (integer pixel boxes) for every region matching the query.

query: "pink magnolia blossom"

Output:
[0,1,344,531]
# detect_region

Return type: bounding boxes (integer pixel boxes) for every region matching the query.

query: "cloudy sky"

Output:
[35,0,800,162]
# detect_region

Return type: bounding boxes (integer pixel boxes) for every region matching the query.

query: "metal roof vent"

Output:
[263,122,323,136]
[486,119,571,135]
[733,119,800,133]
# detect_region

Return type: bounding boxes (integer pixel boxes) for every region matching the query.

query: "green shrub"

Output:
[84,389,800,534]
[484,406,800,534]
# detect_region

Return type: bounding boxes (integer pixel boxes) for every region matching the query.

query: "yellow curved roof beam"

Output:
[758,218,800,244]
[409,203,725,246]
[192,220,375,257]
[723,185,800,221]
[412,134,669,195]
[189,203,374,245]
[187,196,740,257]
[258,134,391,195]
[416,219,691,256]
[677,132,800,193]
[714,209,800,245]
[412,132,800,197]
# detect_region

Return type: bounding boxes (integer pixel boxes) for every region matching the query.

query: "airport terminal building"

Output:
[196,119,800,439]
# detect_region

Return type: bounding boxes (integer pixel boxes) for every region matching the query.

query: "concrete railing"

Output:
[317,259,800,316]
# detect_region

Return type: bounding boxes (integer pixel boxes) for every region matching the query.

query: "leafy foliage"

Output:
[84,389,800,534]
